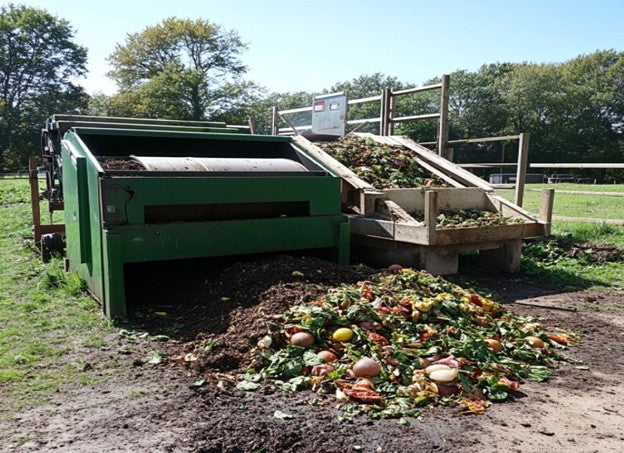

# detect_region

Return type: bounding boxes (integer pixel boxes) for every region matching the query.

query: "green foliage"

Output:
[107,17,246,120]
[0,4,88,170]
[39,260,87,296]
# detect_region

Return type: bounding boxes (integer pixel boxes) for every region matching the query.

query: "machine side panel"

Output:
[112,216,348,263]
[100,176,342,225]
[62,134,106,303]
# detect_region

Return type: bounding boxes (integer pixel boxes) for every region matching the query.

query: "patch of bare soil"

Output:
[1,257,623,453]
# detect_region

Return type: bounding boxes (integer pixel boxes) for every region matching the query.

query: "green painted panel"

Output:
[72,127,290,143]
[112,216,348,263]
[100,176,341,224]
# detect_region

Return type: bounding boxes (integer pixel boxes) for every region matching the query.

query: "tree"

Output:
[107,17,246,120]
[0,4,87,170]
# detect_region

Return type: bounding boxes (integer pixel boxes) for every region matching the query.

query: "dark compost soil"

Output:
[99,157,146,171]
[2,256,623,453]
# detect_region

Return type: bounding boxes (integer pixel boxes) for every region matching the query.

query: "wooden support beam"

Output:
[424,191,438,245]
[479,238,522,273]
[391,113,440,123]
[514,133,530,207]
[437,75,450,159]
[529,189,624,197]
[530,163,624,169]
[391,83,443,96]
[271,106,278,135]
[380,88,391,136]
[539,189,555,236]
[29,156,43,245]
[448,135,521,145]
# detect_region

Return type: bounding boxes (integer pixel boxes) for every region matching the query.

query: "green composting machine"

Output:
[37,115,349,318]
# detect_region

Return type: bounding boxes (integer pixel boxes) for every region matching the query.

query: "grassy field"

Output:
[0,179,113,417]
[0,178,622,419]
[497,183,624,221]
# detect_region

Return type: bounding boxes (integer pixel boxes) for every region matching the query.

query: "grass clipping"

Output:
[238,268,574,419]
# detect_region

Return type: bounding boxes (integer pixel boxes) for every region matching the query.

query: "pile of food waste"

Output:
[410,209,526,229]
[317,136,446,189]
[237,267,574,419]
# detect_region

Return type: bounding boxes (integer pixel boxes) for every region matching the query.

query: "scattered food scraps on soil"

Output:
[317,135,447,189]
[524,237,624,265]
[410,208,526,228]
[229,267,575,419]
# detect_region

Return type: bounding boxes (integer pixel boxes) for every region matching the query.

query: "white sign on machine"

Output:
[311,92,348,136]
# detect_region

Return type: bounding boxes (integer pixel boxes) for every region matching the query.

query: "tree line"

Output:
[1,5,622,180]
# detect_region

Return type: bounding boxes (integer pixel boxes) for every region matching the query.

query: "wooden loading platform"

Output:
[293,133,551,275]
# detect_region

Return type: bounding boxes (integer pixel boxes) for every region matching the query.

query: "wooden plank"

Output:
[434,223,531,246]
[375,199,419,224]
[437,75,450,159]
[539,189,555,236]
[384,187,487,213]
[530,163,624,169]
[348,117,382,125]
[552,216,624,225]
[458,163,518,168]
[391,113,440,123]
[388,136,494,191]
[391,83,443,96]
[447,135,520,145]
[528,189,624,197]
[350,217,429,244]
[514,133,529,207]
[349,95,382,105]
[486,193,543,222]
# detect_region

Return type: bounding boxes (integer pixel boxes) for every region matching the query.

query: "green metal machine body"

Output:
[61,125,349,318]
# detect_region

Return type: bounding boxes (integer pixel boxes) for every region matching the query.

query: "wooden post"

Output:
[388,90,396,135]
[514,132,530,207]
[380,88,391,136]
[437,74,450,159]
[424,190,438,245]
[247,116,256,134]
[271,106,278,135]
[28,156,42,245]
[539,188,555,236]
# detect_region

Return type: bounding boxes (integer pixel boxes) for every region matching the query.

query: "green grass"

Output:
[497,184,624,220]
[494,184,624,289]
[0,179,113,416]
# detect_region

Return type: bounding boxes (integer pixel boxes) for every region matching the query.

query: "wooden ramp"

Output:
[293,134,550,275]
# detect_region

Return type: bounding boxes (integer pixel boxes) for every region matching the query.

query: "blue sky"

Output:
[9,0,624,95]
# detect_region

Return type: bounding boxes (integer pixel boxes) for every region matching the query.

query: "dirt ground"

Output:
[1,256,623,453]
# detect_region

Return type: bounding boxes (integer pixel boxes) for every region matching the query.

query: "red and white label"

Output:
[313,101,325,113]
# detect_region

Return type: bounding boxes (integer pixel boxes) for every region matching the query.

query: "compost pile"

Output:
[154,256,376,373]
[410,209,526,228]
[236,267,573,419]
[99,157,146,171]
[318,136,446,189]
